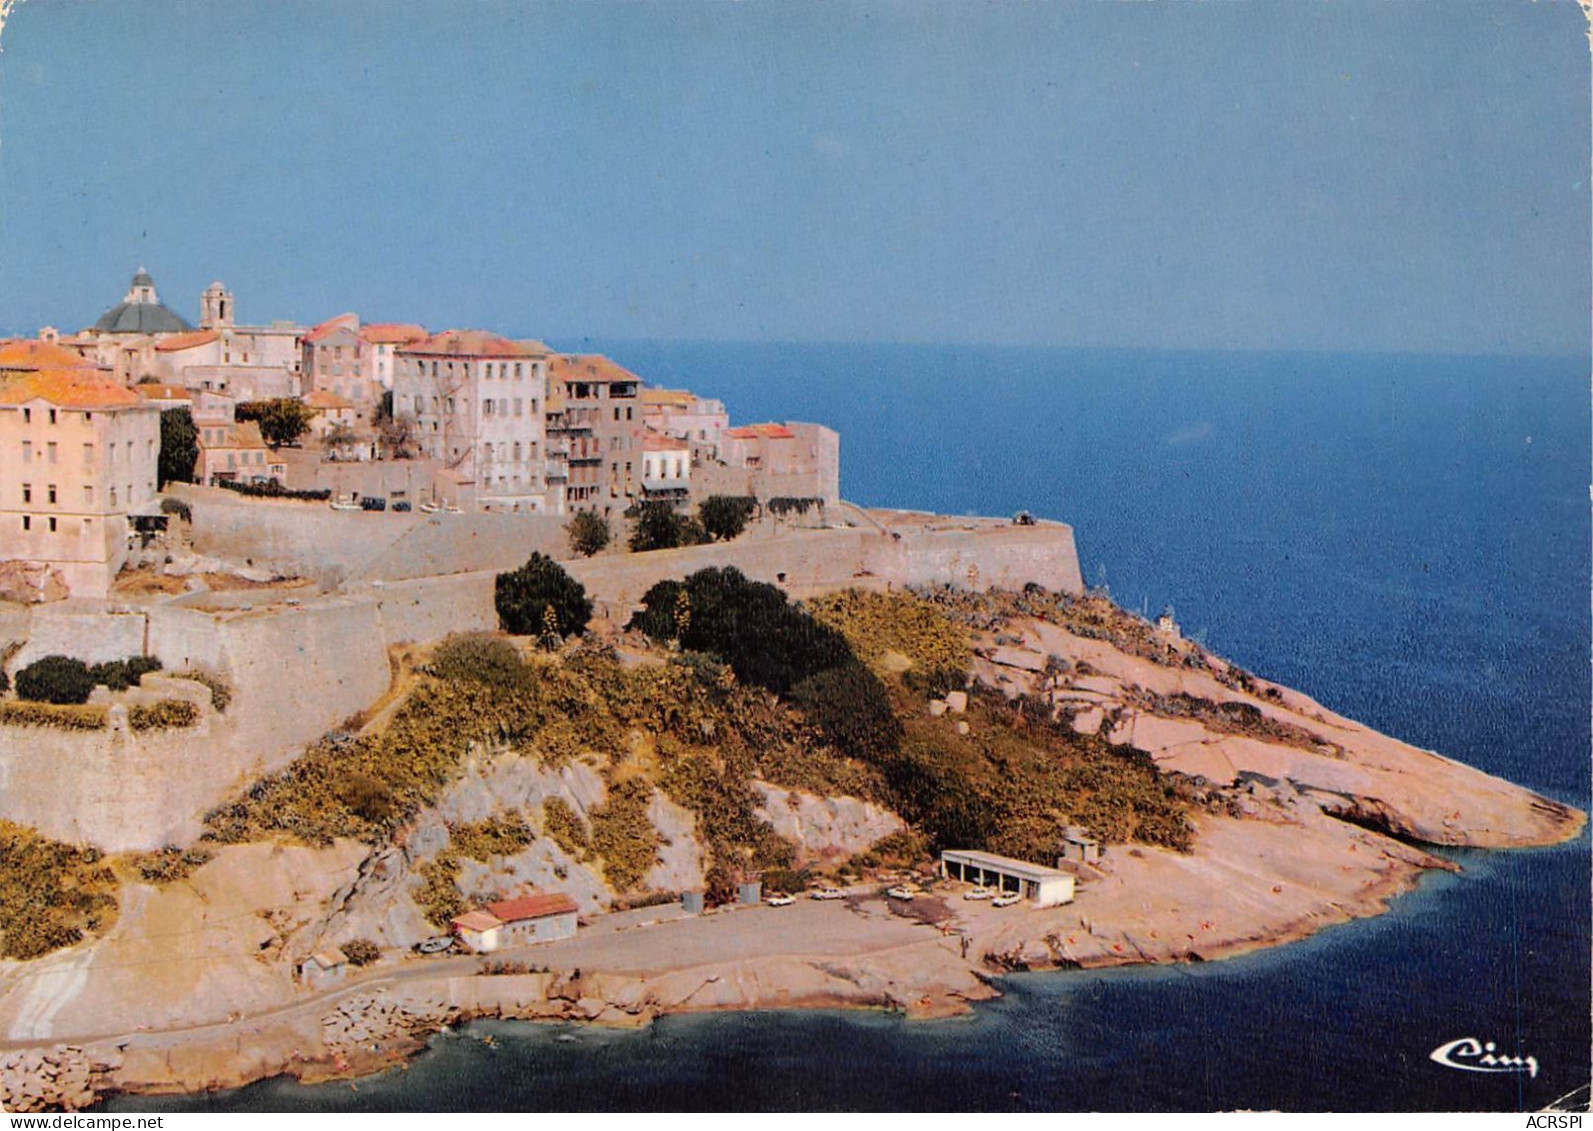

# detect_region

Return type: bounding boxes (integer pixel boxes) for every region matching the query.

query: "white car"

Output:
[765,893,795,907]
[992,892,1022,908]
[962,887,994,901]
[885,886,918,901]
[810,888,845,901]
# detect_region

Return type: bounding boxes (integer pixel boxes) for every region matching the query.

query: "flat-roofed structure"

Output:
[939,849,1076,907]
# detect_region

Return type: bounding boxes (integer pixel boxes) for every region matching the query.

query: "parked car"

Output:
[992,893,1022,908]
[963,887,994,901]
[885,886,918,902]
[392,500,412,512]
[415,935,454,954]
[765,894,795,907]
[360,496,387,512]
[810,888,845,901]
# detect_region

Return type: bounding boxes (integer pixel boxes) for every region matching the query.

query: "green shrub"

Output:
[176,670,231,712]
[90,655,163,693]
[128,699,200,731]
[0,820,119,960]
[566,511,611,557]
[790,662,902,761]
[0,701,107,730]
[15,656,96,704]
[128,844,213,883]
[699,495,757,541]
[159,497,192,522]
[342,938,381,966]
[541,797,590,860]
[450,813,536,862]
[588,778,661,892]
[431,633,528,687]
[415,855,467,929]
[495,553,592,638]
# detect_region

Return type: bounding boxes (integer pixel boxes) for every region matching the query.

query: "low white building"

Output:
[939,849,1076,907]
[641,431,691,505]
[451,892,579,953]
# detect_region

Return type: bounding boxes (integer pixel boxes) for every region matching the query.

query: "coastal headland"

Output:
[0,502,1581,1112]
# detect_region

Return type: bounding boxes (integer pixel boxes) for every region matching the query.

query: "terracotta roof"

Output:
[642,388,694,408]
[135,384,193,403]
[357,322,429,345]
[399,330,544,359]
[302,314,359,343]
[303,390,355,410]
[484,893,579,922]
[643,431,691,452]
[451,910,504,933]
[154,329,220,353]
[199,420,269,450]
[549,354,642,386]
[725,423,795,440]
[0,339,100,371]
[0,369,143,410]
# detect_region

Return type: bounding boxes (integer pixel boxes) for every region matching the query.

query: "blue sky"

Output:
[0,0,1586,353]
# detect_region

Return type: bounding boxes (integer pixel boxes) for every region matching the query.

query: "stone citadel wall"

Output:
[0,509,1082,850]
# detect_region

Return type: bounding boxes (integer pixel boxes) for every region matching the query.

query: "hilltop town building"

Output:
[712,421,841,504]
[547,354,644,515]
[641,431,692,505]
[0,369,161,597]
[302,315,428,409]
[194,420,284,487]
[0,339,104,381]
[394,330,552,512]
[642,387,728,458]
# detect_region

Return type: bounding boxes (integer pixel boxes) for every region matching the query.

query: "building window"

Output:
[83,443,94,465]
[48,410,56,425]
[626,407,633,421]
[21,484,30,503]
[21,516,29,531]
[46,442,56,463]
[48,517,56,533]
[514,363,523,378]
[513,398,522,417]
[84,486,93,505]
[483,400,494,416]
[47,484,56,504]
[513,442,522,461]
[22,408,30,423]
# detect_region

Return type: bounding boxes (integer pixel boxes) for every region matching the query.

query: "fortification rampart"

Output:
[0,600,392,851]
[0,506,1080,849]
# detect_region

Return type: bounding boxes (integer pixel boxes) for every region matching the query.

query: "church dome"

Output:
[91,269,193,334]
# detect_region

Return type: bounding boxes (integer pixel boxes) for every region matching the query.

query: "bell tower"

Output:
[201,281,234,329]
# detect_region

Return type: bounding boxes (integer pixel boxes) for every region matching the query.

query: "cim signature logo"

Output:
[1430,1037,1538,1079]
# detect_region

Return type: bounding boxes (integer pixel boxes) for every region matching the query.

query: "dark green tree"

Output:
[157,408,198,488]
[699,495,757,541]
[565,511,611,557]
[628,500,684,552]
[495,553,593,637]
[236,398,315,447]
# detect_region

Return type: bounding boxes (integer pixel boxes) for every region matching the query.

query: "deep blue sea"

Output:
[108,346,1591,1112]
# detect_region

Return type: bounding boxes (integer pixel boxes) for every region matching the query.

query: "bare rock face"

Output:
[973,617,1585,850]
[644,788,705,893]
[0,561,68,604]
[751,781,906,865]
